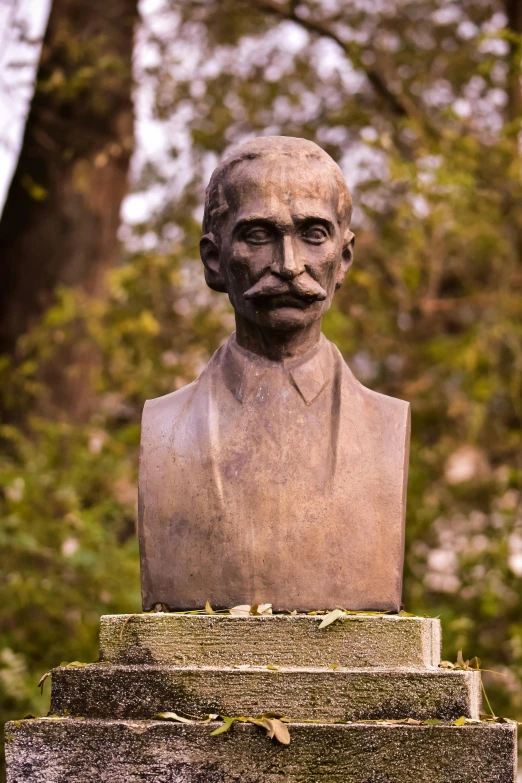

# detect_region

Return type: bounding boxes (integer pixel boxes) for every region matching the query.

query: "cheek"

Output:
[307,246,340,283]
[228,244,272,282]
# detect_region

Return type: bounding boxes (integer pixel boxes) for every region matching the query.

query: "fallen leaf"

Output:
[453,716,467,726]
[59,661,89,668]
[251,717,290,745]
[370,718,421,725]
[260,712,288,720]
[266,663,280,671]
[210,723,234,735]
[230,605,251,617]
[209,714,291,744]
[154,712,195,724]
[210,716,237,735]
[156,711,219,724]
[319,609,344,629]
[247,603,273,616]
[40,715,68,721]
[205,601,215,615]
[119,614,137,641]
[271,719,291,743]
[457,650,467,669]
[335,607,390,616]
[37,671,51,695]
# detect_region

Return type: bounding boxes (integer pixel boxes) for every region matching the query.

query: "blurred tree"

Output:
[0,0,139,418]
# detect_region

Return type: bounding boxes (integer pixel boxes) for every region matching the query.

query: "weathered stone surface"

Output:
[8,616,513,780]
[5,718,516,783]
[50,664,480,722]
[140,138,410,615]
[99,613,441,668]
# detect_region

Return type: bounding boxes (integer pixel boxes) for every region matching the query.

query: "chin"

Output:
[255,306,317,332]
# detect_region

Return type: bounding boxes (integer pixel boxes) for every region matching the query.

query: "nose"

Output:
[274,235,302,280]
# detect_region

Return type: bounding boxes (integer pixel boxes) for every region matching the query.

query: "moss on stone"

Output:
[5,718,517,783]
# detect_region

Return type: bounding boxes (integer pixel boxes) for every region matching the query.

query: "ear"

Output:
[200,233,227,293]
[335,229,354,290]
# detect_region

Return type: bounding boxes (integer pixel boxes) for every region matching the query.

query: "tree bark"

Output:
[0,0,139,359]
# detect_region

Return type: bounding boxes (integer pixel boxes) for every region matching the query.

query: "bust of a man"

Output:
[138,136,410,612]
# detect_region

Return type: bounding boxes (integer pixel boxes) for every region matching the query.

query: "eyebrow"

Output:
[233,214,336,234]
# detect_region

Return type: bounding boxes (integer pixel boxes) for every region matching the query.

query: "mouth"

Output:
[253,292,311,310]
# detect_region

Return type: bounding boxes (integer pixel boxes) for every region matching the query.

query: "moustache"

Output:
[243,275,327,303]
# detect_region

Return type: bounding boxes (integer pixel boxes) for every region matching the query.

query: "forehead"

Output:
[222,157,342,223]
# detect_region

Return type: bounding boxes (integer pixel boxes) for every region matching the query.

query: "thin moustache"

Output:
[243,276,327,302]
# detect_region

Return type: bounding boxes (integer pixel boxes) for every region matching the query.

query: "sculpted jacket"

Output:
[139,334,410,612]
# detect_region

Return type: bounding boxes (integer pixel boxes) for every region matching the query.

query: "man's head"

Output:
[200,136,354,334]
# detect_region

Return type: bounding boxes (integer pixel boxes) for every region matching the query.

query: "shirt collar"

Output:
[221,333,332,406]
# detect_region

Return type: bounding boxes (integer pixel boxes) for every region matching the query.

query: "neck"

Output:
[234,315,322,362]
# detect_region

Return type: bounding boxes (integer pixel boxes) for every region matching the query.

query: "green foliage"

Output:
[2,0,522,768]
[0,251,230,757]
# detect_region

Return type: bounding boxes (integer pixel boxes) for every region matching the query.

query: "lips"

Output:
[257,292,310,309]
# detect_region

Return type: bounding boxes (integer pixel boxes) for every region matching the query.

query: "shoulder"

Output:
[141,344,226,436]
[329,340,410,428]
[143,379,198,424]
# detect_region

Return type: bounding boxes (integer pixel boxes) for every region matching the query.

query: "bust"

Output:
[138,136,410,612]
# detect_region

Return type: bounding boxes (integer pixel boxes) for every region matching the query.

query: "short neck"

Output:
[234,314,323,362]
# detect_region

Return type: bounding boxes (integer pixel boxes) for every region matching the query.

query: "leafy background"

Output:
[1,0,522,776]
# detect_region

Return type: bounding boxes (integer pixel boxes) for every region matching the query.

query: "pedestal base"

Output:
[6,718,516,783]
[4,614,518,782]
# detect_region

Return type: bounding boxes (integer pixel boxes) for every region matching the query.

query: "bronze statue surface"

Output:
[138,136,410,612]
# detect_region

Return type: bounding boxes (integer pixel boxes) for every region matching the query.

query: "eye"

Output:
[244,226,274,244]
[301,225,328,244]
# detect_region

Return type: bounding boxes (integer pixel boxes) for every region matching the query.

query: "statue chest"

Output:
[139,368,408,612]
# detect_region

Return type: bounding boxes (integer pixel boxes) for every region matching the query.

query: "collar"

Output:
[221,333,333,406]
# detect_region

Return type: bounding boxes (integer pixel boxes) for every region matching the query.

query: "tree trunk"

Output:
[0,0,138,388]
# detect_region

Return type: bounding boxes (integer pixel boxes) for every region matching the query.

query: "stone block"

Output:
[5,718,517,783]
[7,614,515,781]
[99,613,441,668]
[49,664,480,722]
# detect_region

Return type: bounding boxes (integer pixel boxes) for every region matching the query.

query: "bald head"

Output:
[202,136,352,240]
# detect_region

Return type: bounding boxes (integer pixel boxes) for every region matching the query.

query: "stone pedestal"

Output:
[5,614,517,782]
